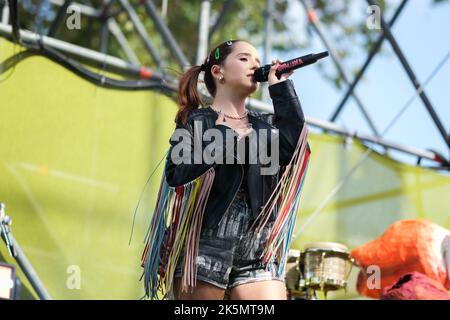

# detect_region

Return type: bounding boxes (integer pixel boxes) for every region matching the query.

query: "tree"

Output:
[13,0,449,89]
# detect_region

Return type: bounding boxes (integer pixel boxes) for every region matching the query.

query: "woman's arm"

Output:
[268,79,307,166]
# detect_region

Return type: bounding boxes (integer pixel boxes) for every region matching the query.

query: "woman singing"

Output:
[141,39,311,300]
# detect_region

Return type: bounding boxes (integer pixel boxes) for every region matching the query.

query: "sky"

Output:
[263,0,450,168]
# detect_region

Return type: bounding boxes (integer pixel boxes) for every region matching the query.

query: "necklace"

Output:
[210,105,248,122]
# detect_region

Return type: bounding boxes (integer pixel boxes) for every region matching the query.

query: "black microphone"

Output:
[253,51,329,82]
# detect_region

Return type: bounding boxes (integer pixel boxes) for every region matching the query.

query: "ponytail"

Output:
[175,65,203,125]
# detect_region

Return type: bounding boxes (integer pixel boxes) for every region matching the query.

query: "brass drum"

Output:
[299,242,354,293]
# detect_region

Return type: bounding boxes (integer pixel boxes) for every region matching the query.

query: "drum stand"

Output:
[306,288,319,300]
[287,286,318,300]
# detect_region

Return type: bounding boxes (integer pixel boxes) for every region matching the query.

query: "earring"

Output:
[219,75,225,84]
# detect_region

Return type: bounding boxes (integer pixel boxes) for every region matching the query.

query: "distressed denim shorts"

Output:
[173,187,285,291]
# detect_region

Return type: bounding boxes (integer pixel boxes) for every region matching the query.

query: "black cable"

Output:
[34,37,175,93]
[0,43,28,83]
[0,30,178,94]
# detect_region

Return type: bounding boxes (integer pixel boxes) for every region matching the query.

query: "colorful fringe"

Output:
[140,166,215,300]
[140,125,310,299]
[248,125,311,276]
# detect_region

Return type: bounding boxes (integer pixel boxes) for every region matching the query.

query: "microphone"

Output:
[253,51,329,82]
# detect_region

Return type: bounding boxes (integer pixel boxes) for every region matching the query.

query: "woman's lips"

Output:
[247,74,256,81]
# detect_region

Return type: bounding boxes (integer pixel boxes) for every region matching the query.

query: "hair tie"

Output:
[200,64,206,71]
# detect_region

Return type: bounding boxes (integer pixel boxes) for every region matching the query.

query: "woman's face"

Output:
[220,42,261,96]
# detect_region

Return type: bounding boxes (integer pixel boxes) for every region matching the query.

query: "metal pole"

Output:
[108,19,140,65]
[49,0,140,66]
[366,0,450,151]
[99,0,117,55]
[118,0,163,69]
[142,0,190,68]
[0,26,443,164]
[208,0,235,43]
[245,97,445,164]
[161,0,168,22]
[330,0,409,122]
[8,0,19,43]
[261,0,274,103]
[7,234,52,299]
[47,0,73,37]
[1,0,9,24]
[1,203,52,300]
[299,0,381,137]
[196,0,211,65]
[100,22,109,54]
[49,0,96,17]
[0,0,7,24]
[99,6,110,54]
[0,22,159,79]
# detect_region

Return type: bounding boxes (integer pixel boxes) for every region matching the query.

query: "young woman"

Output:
[141,39,311,300]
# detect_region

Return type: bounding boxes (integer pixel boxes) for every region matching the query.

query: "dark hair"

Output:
[175,39,244,125]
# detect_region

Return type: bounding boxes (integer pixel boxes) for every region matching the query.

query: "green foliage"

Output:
[14,0,449,88]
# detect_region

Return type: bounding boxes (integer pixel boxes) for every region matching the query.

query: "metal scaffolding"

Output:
[0,0,448,168]
[365,0,450,152]
[1,0,450,301]
[300,0,382,138]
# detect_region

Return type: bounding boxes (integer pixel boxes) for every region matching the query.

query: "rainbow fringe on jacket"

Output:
[140,125,310,299]
[140,166,215,300]
[248,124,310,276]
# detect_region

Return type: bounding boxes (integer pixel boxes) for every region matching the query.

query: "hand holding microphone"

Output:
[254,51,329,84]
[268,59,294,86]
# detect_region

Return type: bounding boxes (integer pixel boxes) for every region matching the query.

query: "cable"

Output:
[0,41,21,83]
[128,149,169,246]
[34,36,174,92]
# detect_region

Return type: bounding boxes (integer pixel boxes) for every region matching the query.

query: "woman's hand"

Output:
[268,59,294,87]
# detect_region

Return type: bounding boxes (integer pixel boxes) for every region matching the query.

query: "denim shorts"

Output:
[173,188,285,291]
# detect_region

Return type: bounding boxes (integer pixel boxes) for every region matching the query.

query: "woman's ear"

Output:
[211,65,222,78]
